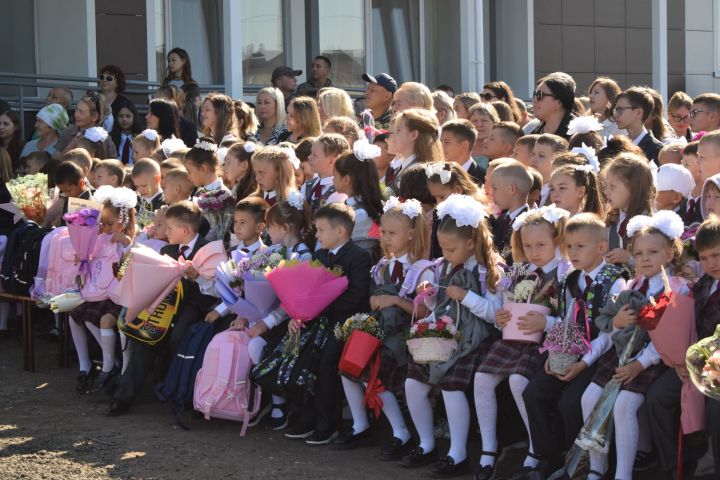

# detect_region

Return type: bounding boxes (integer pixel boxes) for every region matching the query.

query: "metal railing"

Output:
[0,71,225,139]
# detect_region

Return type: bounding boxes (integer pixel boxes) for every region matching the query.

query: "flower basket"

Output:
[407,337,458,364]
[548,351,580,375]
[338,330,382,377]
[502,303,549,344]
[541,301,590,376]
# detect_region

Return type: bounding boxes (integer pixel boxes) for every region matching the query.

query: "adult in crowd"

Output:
[468,102,499,165]
[233,99,259,142]
[297,55,333,98]
[689,93,720,133]
[146,98,182,143]
[280,96,322,144]
[0,109,25,169]
[454,92,482,120]
[256,87,288,145]
[55,92,117,159]
[667,91,693,142]
[482,80,522,123]
[161,47,201,127]
[46,86,73,113]
[530,71,576,139]
[271,66,302,109]
[361,72,397,130]
[155,85,198,147]
[20,104,69,158]
[201,93,239,145]
[393,81,434,113]
[98,64,134,132]
[317,87,355,125]
[432,90,456,125]
[587,76,623,138]
[514,97,531,128]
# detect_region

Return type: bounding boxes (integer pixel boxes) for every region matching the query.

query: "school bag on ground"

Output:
[193,330,262,436]
[154,321,216,429]
[1,220,53,295]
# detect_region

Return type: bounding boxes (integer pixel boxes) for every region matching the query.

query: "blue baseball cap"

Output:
[362,72,397,94]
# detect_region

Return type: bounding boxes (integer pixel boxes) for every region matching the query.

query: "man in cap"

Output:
[361,72,397,130]
[271,66,302,109]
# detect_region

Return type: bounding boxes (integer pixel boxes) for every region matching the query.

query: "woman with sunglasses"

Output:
[98,64,134,133]
[55,92,118,160]
[483,81,522,123]
[667,91,693,142]
[530,72,576,140]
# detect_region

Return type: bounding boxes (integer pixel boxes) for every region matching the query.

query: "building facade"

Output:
[1,0,719,104]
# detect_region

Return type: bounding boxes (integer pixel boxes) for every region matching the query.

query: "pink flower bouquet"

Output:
[62,208,100,288]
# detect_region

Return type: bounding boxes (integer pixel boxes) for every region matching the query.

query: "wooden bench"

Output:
[0,292,70,372]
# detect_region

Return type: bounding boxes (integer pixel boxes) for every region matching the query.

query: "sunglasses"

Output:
[481,93,498,101]
[533,90,556,101]
[98,74,115,82]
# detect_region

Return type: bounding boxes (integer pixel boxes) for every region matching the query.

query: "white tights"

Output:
[341,376,411,442]
[581,382,645,480]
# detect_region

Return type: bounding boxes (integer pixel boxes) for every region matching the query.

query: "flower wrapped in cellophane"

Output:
[687,324,720,401]
[7,173,49,223]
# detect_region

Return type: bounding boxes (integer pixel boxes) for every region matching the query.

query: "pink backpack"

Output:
[80,234,122,302]
[193,330,262,436]
[45,229,78,296]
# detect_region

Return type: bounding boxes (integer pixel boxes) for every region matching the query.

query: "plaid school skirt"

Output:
[476,339,547,379]
[70,299,122,327]
[592,348,668,394]
[407,340,491,392]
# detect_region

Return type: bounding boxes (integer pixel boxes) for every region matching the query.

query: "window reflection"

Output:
[242,1,285,86]
[318,0,365,88]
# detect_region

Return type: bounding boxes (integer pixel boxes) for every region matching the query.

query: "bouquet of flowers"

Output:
[215,249,283,323]
[334,313,385,342]
[197,189,235,242]
[264,259,348,355]
[63,208,100,288]
[499,264,555,343]
[687,324,720,401]
[7,173,49,223]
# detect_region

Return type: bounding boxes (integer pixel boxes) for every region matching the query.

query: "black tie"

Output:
[637,278,650,296]
[329,252,336,264]
[391,260,405,285]
[121,136,130,164]
[582,275,593,299]
[179,245,189,259]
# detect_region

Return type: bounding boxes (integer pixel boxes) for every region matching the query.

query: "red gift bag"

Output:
[339,330,382,377]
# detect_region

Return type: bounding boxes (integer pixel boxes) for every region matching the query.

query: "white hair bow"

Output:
[436,194,487,228]
[424,162,451,184]
[512,204,570,231]
[626,210,684,240]
[571,143,600,173]
[84,126,108,143]
[567,115,603,136]
[352,138,381,161]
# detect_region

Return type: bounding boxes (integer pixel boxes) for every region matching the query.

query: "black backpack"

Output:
[1,221,53,295]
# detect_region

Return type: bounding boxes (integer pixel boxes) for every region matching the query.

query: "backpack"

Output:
[193,330,262,436]
[30,228,64,300]
[1,220,51,295]
[155,321,216,429]
[45,231,79,296]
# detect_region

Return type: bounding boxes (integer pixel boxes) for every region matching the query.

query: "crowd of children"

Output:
[5,72,720,480]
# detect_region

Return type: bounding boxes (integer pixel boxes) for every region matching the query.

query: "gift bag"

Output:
[338,330,381,377]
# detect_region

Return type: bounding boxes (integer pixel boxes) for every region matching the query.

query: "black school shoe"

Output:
[76,371,92,393]
[89,367,120,394]
[305,430,338,446]
[268,403,290,431]
[330,427,374,450]
[106,399,130,416]
[378,437,412,461]
[429,455,470,478]
[400,446,438,468]
[284,421,315,440]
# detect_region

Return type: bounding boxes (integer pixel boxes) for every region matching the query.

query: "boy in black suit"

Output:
[55,161,94,226]
[108,201,217,415]
[284,203,372,445]
[488,159,531,263]
[440,119,485,185]
[614,87,663,163]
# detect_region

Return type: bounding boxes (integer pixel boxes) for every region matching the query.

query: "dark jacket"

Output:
[466,161,486,186]
[313,240,372,324]
[637,131,664,163]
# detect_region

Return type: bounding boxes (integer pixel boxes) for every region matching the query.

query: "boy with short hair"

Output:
[644,217,720,476]
[614,87,664,163]
[63,148,93,177]
[697,130,720,183]
[689,93,720,133]
[658,143,683,165]
[655,163,695,213]
[281,203,372,445]
[440,119,485,184]
[304,133,349,212]
[25,151,52,175]
[489,159,532,262]
[483,121,522,161]
[513,134,539,167]
[94,159,125,187]
[205,197,269,325]
[523,213,627,479]
[109,200,218,415]
[681,141,703,225]
[160,158,184,189]
[132,158,165,227]
[531,134,568,205]
[54,161,93,225]
[163,168,194,205]
[483,157,513,204]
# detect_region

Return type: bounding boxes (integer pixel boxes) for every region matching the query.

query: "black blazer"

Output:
[637,131,664,163]
[179,117,198,148]
[314,240,372,324]
[466,162,486,186]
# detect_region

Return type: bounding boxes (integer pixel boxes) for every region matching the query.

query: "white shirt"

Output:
[118,133,134,164]
[507,204,529,221]
[329,242,347,256]
[179,234,199,259]
[301,176,334,197]
[142,190,163,205]
[390,154,416,172]
[632,128,648,146]
[203,179,224,192]
[462,158,475,172]
[458,256,503,324]
[540,184,550,207]
[263,190,277,202]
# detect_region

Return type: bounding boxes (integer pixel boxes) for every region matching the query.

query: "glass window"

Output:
[170,0,224,84]
[154,0,166,83]
[242,1,285,87]
[317,0,365,89]
[371,0,420,85]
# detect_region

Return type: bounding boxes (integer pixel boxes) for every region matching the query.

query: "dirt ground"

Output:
[0,334,715,480]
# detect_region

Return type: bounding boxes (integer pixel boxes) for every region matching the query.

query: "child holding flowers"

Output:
[580,210,689,480]
[403,194,501,477]
[333,196,434,457]
[473,205,571,479]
